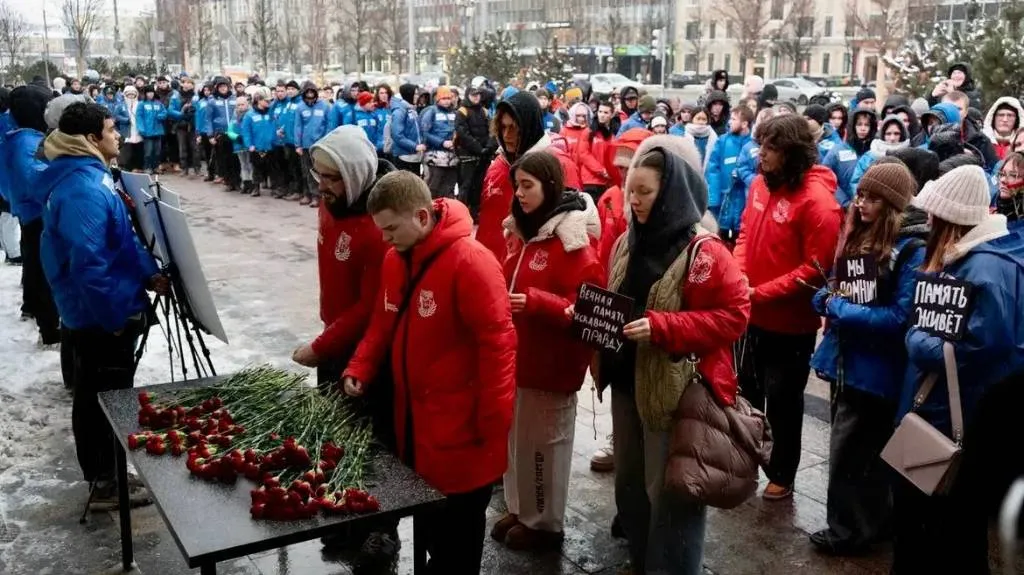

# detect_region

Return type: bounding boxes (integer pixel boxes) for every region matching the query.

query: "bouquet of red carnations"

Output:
[127,366,380,521]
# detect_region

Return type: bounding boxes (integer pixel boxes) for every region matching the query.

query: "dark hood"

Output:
[891,105,922,139]
[179,88,195,100]
[881,94,910,117]
[622,147,708,312]
[706,90,731,132]
[398,83,417,105]
[572,78,593,102]
[847,108,878,156]
[621,86,639,112]
[511,189,587,242]
[300,81,318,101]
[880,115,909,143]
[886,147,939,194]
[496,91,544,162]
[948,63,976,92]
[711,69,729,90]
[938,152,982,176]
[900,206,931,238]
[928,123,965,162]
[9,84,54,133]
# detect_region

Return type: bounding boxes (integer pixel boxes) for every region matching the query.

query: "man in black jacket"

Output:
[454,86,492,222]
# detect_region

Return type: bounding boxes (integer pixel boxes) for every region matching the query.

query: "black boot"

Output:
[251,182,261,197]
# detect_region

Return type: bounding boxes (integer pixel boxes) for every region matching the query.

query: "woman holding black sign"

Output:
[807,161,926,556]
[492,151,603,551]
[891,164,1024,574]
[590,146,750,574]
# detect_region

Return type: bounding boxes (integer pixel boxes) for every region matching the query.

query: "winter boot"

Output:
[251,183,261,198]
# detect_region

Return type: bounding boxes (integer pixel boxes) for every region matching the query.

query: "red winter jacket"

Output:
[733,165,842,335]
[596,185,627,274]
[503,197,604,394]
[479,134,582,263]
[647,234,752,406]
[561,125,610,187]
[344,199,517,495]
[591,130,618,187]
[312,205,388,358]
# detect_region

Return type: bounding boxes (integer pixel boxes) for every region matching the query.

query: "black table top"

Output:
[99,376,445,568]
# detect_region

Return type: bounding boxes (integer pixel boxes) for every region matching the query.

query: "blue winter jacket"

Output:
[40,156,158,333]
[294,99,331,149]
[542,110,560,132]
[167,91,198,125]
[669,123,686,137]
[329,100,354,130]
[204,95,238,136]
[0,113,15,201]
[195,97,212,136]
[722,139,761,234]
[388,97,420,157]
[353,107,384,152]
[705,131,752,211]
[374,106,389,132]
[691,133,714,166]
[242,107,276,152]
[617,112,648,136]
[275,96,300,146]
[268,98,288,146]
[231,113,248,153]
[811,235,927,401]
[1,129,48,223]
[898,224,1024,437]
[419,104,457,151]
[821,143,862,208]
[816,125,843,162]
[136,100,168,138]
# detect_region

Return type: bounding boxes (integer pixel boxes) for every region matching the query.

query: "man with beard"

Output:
[289,126,400,565]
[155,76,178,172]
[454,86,492,221]
[734,114,841,501]
[169,77,199,176]
[708,105,755,237]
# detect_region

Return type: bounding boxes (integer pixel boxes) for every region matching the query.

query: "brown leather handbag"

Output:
[881,341,963,496]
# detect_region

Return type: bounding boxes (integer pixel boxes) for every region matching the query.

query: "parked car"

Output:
[668,72,702,88]
[588,73,641,94]
[767,77,828,105]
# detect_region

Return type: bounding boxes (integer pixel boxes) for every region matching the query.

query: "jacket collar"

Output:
[502,192,600,251]
[944,214,1009,265]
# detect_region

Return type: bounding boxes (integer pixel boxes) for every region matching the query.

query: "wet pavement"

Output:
[0,174,896,574]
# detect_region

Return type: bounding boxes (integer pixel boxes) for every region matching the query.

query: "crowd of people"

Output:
[2,63,1024,575]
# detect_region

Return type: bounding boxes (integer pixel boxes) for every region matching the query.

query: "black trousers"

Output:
[425,165,458,199]
[250,151,270,188]
[163,130,179,164]
[200,136,216,179]
[284,145,304,194]
[457,157,486,221]
[269,147,288,190]
[738,325,816,487]
[70,320,146,482]
[214,135,240,188]
[422,483,494,575]
[120,142,144,172]
[299,152,318,198]
[393,157,422,175]
[20,218,60,344]
[175,126,198,172]
[825,385,896,547]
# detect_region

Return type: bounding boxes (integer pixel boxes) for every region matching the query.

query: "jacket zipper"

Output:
[508,244,529,294]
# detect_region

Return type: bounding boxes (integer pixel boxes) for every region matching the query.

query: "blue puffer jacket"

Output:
[39,155,158,332]
[617,112,648,136]
[268,98,287,146]
[353,107,384,152]
[329,99,355,130]
[850,133,909,193]
[136,100,168,137]
[1,128,47,222]
[294,98,330,149]
[898,219,1024,437]
[195,97,212,136]
[388,97,420,157]
[0,112,15,201]
[705,131,752,212]
[274,96,300,145]
[722,139,761,234]
[204,94,237,136]
[821,143,862,208]
[541,110,560,133]
[242,107,276,152]
[811,234,928,401]
[167,91,198,126]
[816,125,843,162]
[419,104,457,151]
[99,98,130,131]
[232,112,247,153]
[374,106,389,133]
[669,123,686,137]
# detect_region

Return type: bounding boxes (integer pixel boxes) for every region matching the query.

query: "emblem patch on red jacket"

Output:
[417,290,438,318]
[772,198,791,224]
[689,250,714,285]
[334,232,352,261]
[529,249,549,271]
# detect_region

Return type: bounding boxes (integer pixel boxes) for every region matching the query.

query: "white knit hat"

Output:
[912,164,991,226]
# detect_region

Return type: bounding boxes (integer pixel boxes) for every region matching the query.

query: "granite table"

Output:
[99,376,446,575]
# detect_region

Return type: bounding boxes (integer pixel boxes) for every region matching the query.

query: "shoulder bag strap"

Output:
[943,340,965,444]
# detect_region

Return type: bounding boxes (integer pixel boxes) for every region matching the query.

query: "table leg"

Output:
[200,563,218,575]
[413,513,427,573]
[115,440,134,572]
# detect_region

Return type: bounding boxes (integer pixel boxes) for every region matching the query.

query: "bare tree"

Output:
[846,0,907,93]
[191,1,214,75]
[0,1,28,73]
[247,0,277,75]
[601,11,626,50]
[568,0,593,49]
[60,0,105,77]
[130,14,157,64]
[304,0,329,79]
[376,0,407,72]
[714,0,771,76]
[770,0,820,75]
[163,0,193,71]
[685,2,709,75]
[335,0,373,74]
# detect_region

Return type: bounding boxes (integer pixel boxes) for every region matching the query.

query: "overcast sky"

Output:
[7,0,154,25]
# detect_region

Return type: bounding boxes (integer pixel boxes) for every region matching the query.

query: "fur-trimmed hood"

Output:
[982,96,1024,143]
[503,191,600,251]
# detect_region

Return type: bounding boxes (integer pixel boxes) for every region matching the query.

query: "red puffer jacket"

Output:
[345,199,517,495]
[479,134,582,263]
[561,125,610,187]
[503,196,604,394]
[733,165,842,334]
[591,130,618,187]
[311,205,388,358]
[596,185,627,274]
[648,235,752,406]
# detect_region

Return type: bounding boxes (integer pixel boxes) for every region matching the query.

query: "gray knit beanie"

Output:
[912,164,991,225]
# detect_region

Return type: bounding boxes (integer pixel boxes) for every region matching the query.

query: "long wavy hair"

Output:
[758,114,819,191]
[841,157,905,264]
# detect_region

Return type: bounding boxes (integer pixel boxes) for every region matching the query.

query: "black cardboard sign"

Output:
[836,254,878,304]
[572,283,634,353]
[912,274,974,341]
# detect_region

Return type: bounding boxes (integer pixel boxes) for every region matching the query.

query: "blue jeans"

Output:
[143,137,162,172]
[612,388,707,574]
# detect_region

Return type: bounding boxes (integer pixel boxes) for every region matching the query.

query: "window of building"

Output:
[771,0,784,20]
[724,54,731,72]
[797,16,814,37]
[707,53,714,70]
[709,21,716,39]
[822,52,830,75]
[824,16,833,37]
[685,21,700,40]
[726,20,733,38]
[843,52,852,74]
[684,53,698,71]
[845,12,856,37]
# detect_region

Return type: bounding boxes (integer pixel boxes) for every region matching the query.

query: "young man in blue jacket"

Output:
[705,105,754,221]
[419,86,458,198]
[194,82,215,180]
[137,85,168,174]
[204,76,240,190]
[242,93,277,197]
[617,95,656,135]
[388,83,422,174]
[268,82,290,196]
[40,102,167,509]
[0,87,21,266]
[168,77,199,176]
[2,84,59,346]
[277,81,303,199]
[294,81,331,207]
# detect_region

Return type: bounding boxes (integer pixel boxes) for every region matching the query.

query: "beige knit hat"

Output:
[858,162,916,211]
[912,164,991,226]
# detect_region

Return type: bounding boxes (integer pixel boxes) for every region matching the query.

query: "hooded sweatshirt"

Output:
[823,108,878,205]
[618,86,640,121]
[705,90,731,136]
[983,97,1024,160]
[2,85,53,223]
[851,116,910,192]
[294,82,330,149]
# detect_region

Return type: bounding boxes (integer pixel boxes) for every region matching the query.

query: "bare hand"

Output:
[442,140,454,149]
[291,343,319,367]
[564,304,575,320]
[249,146,255,152]
[509,293,527,313]
[195,136,202,145]
[343,376,365,397]
[148,274,170,296]
[623,318,652,342]
[296,148,304,156]
[209,137,217,145]
[416,144,427,152]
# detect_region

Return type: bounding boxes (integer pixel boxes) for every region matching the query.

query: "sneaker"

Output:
[809,528,868,556]
[504,524,564,551]
[590,437,614,472]
[299,196,311,206]
[88,480,153,512]
[762,482,793,501]
[309,198,320,208]
[5,256,22,265]
[490,513,520,541]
